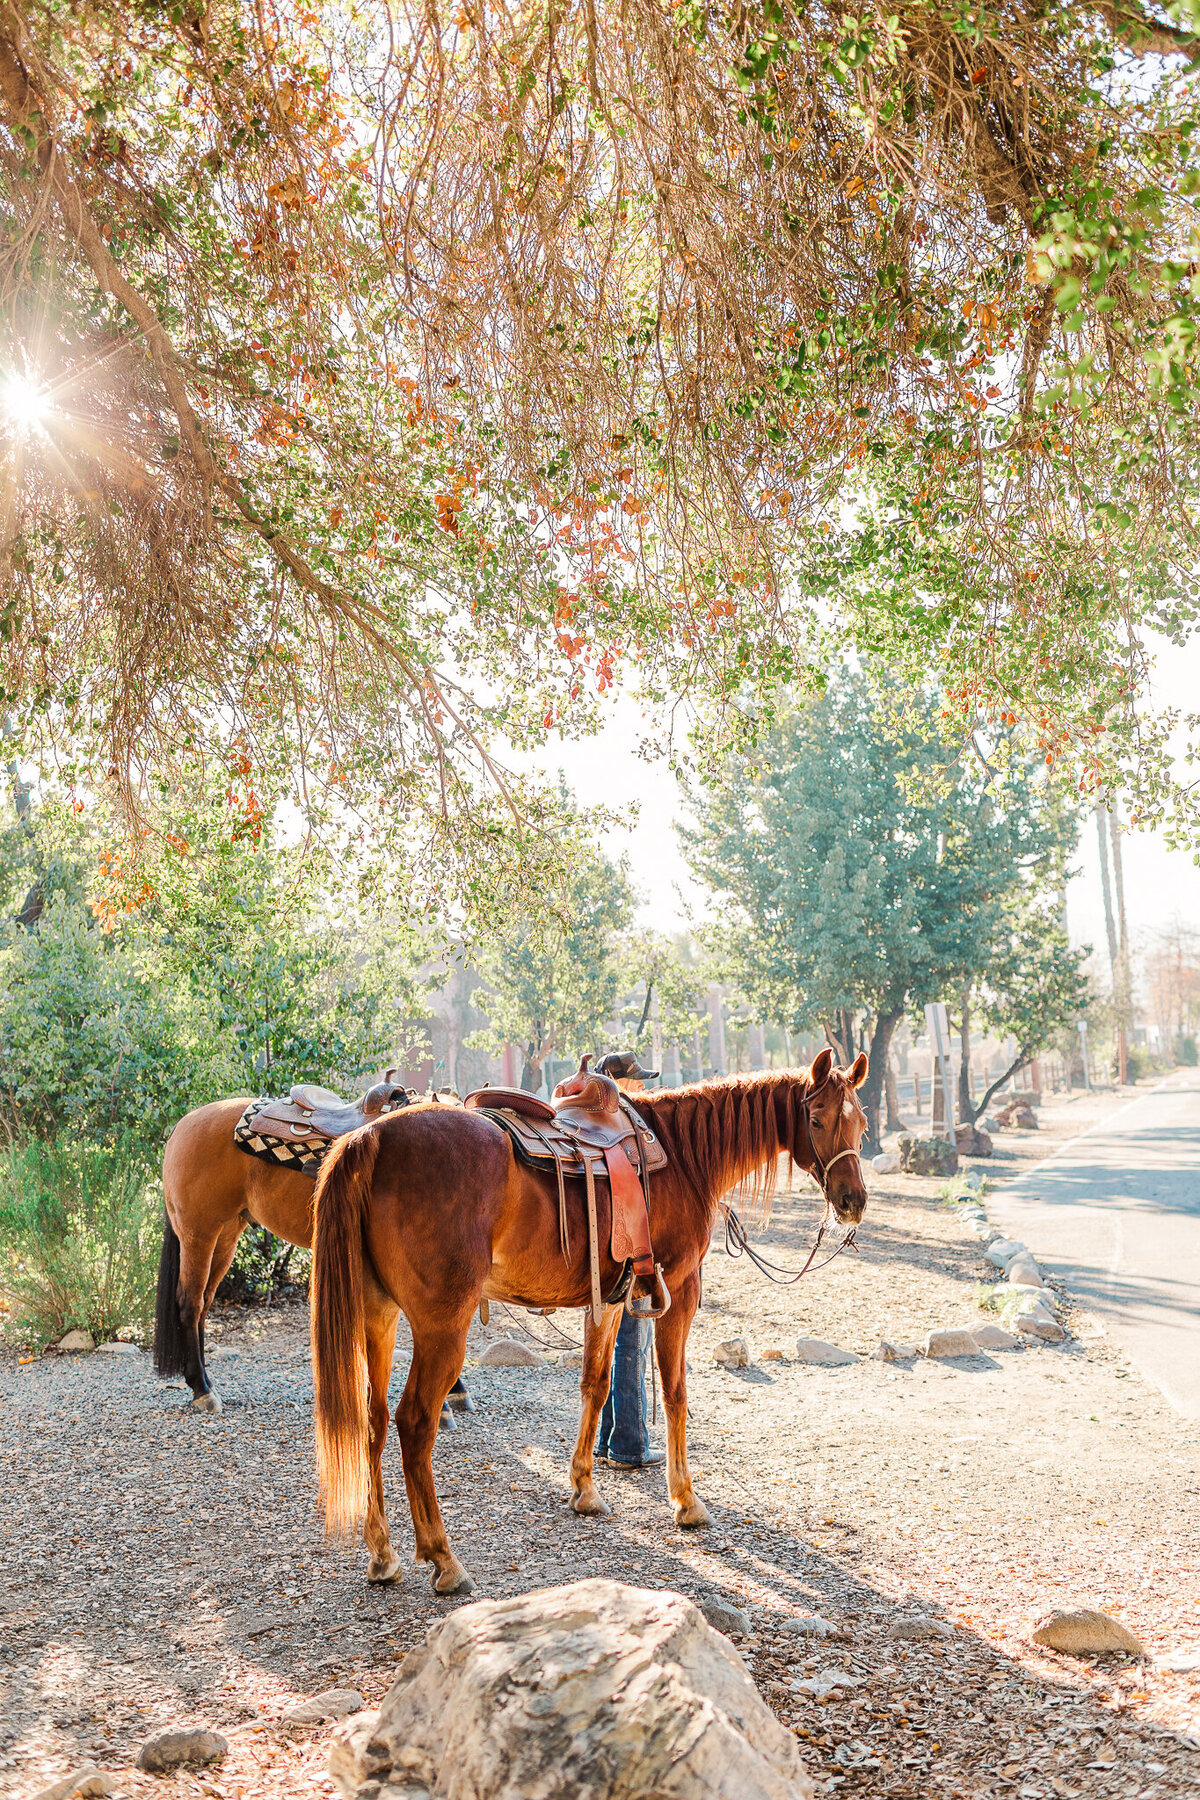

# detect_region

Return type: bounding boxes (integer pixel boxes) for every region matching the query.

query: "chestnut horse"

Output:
[152,1097,470,1425]
[310,1049,868,1594]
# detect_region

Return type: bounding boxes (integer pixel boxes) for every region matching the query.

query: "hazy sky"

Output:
[527,637,1200,992]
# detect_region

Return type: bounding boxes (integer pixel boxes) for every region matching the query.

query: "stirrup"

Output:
[625,1263,671,1320]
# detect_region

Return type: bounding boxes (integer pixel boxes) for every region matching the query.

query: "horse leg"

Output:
[363,1290,403,1584]
[176,1231,227,1413]
[445,1374,475,1414]
[654,1270,709,1527]
[568,1305,624,1517]
[396,1319,473,1595]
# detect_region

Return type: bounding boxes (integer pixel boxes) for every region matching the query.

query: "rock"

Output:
[971,1323,1021,1351]
[93,1340,140,1356]
[1156,1649,1200,1672]
[761,1347,785,1362]
[985,1238,1026,1268]
[870,1340,917,1362]
[793,1337,858,1367]
[889,1616,953,1641]
[713,1338,750,1369]
[1017,1310,1066,1343]
[897,1135,959,1178]
[983,1114,1004,1133]
[922,1328,980,1359]
[778,1615,841,1639]
[954,1122,994,1158]
[31,1766,114,1800]
[283,1688,368,1728]
[789,1671,861,1700]
[871,1151,901,1174]
[1030,1608,1147,1658]
[698,1595,751,1637]
[994,1100,1038,1130]
[557,1349,584,1369]
[136,1726,228,1772]
[477,1339,544,1368]
[1006,1252,1047,1288]
[961,1167,987,1192]
[329,1578,814,1800]
[55,1329,94,1353]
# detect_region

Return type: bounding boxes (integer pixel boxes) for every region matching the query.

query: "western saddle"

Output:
[251,1071,413,1147]
[464,1055,670,1325]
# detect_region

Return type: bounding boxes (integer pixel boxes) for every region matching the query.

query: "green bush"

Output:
[1175,1035,1198,1067]
[218,1224,310,1304]
[0,1138,161,1346]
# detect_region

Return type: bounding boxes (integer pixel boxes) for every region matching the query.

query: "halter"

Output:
[720,1084,864,1284]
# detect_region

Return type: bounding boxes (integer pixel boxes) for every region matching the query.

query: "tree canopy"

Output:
[3,0,1199,886]
[683,665,1081,1147]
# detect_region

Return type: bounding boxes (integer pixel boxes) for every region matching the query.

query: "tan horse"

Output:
[153,1098,471,1425]
[309,1050,868,1593]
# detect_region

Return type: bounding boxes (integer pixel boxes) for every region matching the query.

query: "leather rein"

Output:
[720,1096,864,1285]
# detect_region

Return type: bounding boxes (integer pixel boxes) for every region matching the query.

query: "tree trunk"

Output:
[1096,806,1125,1082]
[823,1010,855,1064]
[1110,800,1131,1084]
[520,1052,543,1092]
[975,1052,1033,1123]
[884,1057,903,1131]
[860,1009,902,1157]
[958,991,975,1122]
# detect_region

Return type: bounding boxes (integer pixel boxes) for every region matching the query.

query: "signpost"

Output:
[925,1002,956,1143]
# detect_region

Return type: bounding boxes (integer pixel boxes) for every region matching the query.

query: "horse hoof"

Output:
[570,1488,609,1518]
[190,1392,223,1415]
[431,1559,473,1595]
[367,1552,403,1585]
[675,1498,711,1529]
[438,1404,457,1433]
[446,1387,476,1414]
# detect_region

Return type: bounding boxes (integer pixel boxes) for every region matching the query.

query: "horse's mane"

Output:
[633,1068,818,1224]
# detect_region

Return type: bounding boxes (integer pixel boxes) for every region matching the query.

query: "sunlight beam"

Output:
[1,371,53,437]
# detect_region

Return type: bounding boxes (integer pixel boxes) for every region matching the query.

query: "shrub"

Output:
[218,1224,310,1304]
[0,1138,161,1346]
[1175,1035,1198,1067]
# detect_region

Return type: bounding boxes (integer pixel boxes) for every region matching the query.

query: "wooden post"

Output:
[926,1003,956,1142]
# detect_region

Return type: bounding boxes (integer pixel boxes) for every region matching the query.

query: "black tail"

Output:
[153,1212,188,1376]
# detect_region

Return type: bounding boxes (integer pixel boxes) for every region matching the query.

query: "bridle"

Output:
[720,1082,864,1284]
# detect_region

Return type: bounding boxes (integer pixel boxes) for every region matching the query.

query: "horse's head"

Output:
[798,1046,869,1224]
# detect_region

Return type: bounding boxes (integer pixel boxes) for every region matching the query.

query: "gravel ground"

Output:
[3,1084,1198,1800]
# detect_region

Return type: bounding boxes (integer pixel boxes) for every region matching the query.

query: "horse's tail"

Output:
[153,1211,188,1377]
[311,1127,380,1537]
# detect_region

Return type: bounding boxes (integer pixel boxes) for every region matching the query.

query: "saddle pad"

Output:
[233,1098,329,1179]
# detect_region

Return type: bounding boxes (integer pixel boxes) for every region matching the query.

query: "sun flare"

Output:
[1,371,52,436]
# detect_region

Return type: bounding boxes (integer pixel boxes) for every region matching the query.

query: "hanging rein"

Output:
[720,1108,863,1284]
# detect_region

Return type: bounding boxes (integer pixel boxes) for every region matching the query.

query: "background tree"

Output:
[469,851,634,1091]
[970,895,1092,1121]
[683,668,1079,1151]
[615,929,709,1068]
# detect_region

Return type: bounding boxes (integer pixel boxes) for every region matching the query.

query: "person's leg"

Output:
[598,1311,652,1465]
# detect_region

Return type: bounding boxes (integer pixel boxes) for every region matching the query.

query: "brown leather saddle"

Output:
[464,1056,669,1325]
[251,1071,412,1150]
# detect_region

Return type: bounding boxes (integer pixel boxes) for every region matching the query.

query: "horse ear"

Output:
[848,1051,868,1088]
[809,1047,834,1088]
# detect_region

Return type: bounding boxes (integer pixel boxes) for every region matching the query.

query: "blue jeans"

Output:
[596,1312,652,1463]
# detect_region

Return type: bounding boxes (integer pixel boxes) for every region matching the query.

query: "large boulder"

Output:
[954,1122,993,1158]
[897,1135,959,1178]
[329,1578,815,1800]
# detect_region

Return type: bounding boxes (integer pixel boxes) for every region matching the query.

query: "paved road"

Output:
[988,1068,1200,1417]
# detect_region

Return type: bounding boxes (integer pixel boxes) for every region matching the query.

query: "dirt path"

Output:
[3,1084,1198,1799]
